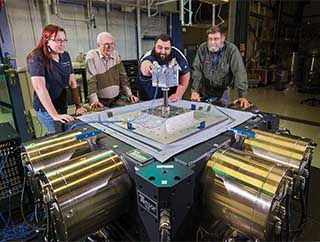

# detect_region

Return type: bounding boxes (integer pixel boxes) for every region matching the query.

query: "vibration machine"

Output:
[19,65,315,241]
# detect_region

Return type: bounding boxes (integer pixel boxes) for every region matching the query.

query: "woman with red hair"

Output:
[27,24,86,134]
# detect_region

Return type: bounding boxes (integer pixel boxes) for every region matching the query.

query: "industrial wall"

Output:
[5,0,167,68]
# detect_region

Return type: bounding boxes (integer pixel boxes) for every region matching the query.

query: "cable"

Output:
[0,152,38,242]
[128,84,159,126]
[194,3,203,24]
[71,83,163,131]
[286,193,291,242]
[291,187,307,241]
[0,154,11,233]
[20,167,46,231]
[67,119,124,131]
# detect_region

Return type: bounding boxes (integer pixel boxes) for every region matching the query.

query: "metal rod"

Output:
[212,3,215,26]
[155,0,177,6]
[188,0,192,26]
[163,89,169,108]
[180,0,184,26]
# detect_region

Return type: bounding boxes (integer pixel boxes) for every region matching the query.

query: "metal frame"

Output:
[0,2,32,141]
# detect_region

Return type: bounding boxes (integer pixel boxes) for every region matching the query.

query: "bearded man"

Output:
[138,34,190,101]
[191,25,250,109]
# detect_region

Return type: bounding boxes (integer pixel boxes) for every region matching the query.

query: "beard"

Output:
[208,44,220,53]
[208,41,226,53]
[151,48,173,65]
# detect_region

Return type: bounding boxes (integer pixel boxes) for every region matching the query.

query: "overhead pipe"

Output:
[169,12,173,36]
[105,0,109,31]
[42,0,51,26]
[148,0,152,17]
[51,0,96,50]
[97,0,157,10]
[87,0,95,49]
[212,3,215,26]
[188,0,192,26]
[52,0,90,23]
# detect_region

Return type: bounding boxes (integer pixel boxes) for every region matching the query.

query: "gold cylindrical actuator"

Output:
[22,130,92,174]
[40,149,132,241]
[204,147,290,240]
[244,129,313,171]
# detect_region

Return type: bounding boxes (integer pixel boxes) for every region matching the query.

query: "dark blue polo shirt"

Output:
[138,47,190,100]
[29,51,73,113]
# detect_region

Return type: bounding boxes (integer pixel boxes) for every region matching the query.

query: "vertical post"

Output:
[188,0,192,26]
[167,13,183,51]
[273,1,283,61]
[234,0,249,64]
[180,0,184,26]
[227,0,237,43]
[41,0,51,26]
[0,2,32,141]
[169,13,173,37]
[136,0,142,59]
[212,4,215,26]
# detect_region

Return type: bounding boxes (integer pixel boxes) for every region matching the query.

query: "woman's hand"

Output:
[52,114,74,123]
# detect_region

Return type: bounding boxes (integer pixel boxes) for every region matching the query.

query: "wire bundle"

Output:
[0,154,36,242]
[0,220,36,242]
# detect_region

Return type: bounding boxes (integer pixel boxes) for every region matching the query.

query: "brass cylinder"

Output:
[244,129,311,171]
[40,149,132,241]
[22,130,91,174]
[203,147,290,240]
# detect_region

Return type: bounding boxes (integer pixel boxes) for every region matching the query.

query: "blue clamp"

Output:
[75,129,102,140]
[191,103,196,110]
[198,121,206,129]
[127,121,135,130]
[230,128,255,138]
[206,97,218,103]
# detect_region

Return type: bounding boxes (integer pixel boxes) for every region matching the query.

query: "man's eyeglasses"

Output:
[51,39,68,45]
[99,42,114,48]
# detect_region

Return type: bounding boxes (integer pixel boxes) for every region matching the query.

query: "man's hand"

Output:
[191,91,201,102]
[141,60,153,76]
[75,106,87,116]
[90,101,104,110]
[233,97,251,109]
[128,95,139,103]
[169,93,182,102]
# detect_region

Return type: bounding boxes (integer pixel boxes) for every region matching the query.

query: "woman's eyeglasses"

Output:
[51,39,68,45]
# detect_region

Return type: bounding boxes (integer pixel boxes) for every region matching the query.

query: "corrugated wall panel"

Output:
[6,1,167,66]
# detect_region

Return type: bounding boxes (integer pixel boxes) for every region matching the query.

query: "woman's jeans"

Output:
[36,110,66,134]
